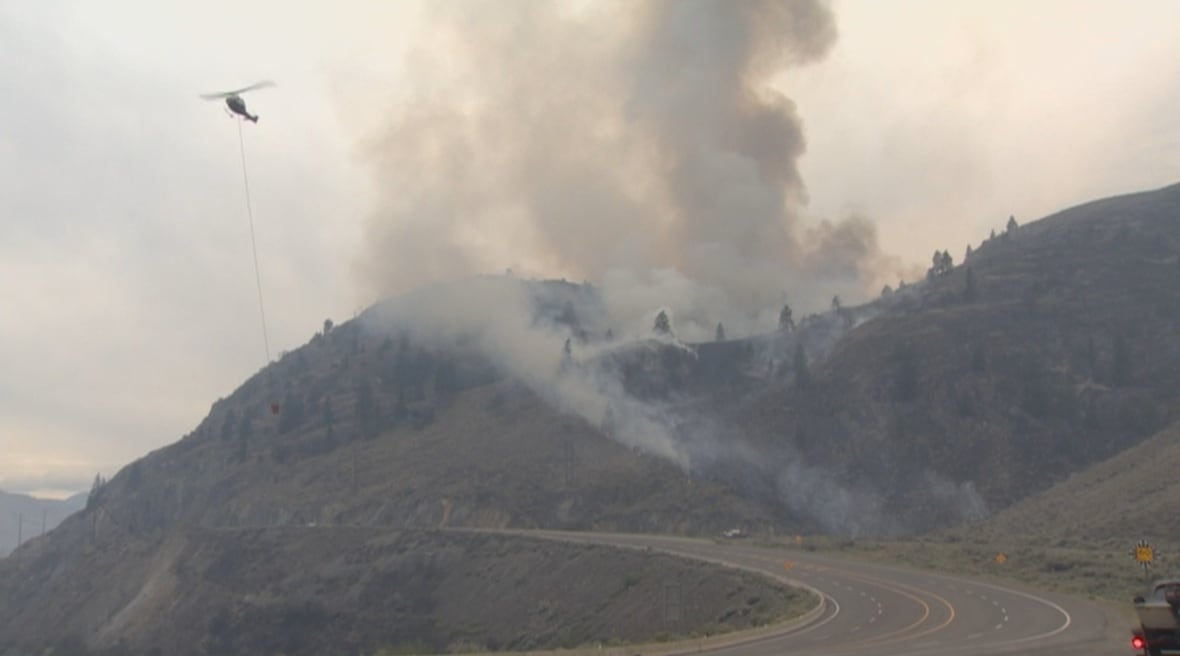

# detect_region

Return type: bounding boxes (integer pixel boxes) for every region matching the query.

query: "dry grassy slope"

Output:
[964,419,1180,550]
[738,183,1180,529]
[812,421,1180,606]
[198,381,792,534]
[1,528,814,655]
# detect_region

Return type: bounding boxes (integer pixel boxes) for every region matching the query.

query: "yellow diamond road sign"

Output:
[1136,541,1154,564]
[995,553,1007,564]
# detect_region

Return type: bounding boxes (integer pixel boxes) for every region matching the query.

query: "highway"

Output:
[523,530,1131,656]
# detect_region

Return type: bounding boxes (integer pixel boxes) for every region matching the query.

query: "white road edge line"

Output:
[972,581,1072,644]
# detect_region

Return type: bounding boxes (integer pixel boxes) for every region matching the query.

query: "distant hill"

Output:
[0,489,84,557]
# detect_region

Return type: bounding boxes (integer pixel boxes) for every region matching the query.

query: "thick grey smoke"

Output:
[363,275,987,536]
[353,1,983,535]
[358,0,905,339]
[365,276,691,467]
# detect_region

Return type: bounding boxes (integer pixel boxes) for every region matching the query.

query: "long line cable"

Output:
[237,118,272,364]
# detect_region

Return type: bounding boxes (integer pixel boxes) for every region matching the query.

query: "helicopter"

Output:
[200,80,275,123]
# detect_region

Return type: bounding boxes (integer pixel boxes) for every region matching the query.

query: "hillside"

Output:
[0,490,84,557]
[0,183,1177,652]
[0,347,804,653]
[964,418,1180,550]
[1,527,811,654]
[734,183,1180,533]
[800,419,1180,606]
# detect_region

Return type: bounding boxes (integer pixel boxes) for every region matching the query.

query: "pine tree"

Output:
[560,337,573,371]
[779,303,795,331]
[928,250,954,279]
[86,473,107,510]
[653,310,672,336]
[715,322,726,342]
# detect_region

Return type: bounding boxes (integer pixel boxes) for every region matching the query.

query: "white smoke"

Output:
[364,276,693,467]
[357,0,908,336]
[352,1,982,535]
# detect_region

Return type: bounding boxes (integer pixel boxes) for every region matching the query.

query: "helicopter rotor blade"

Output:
[225,80,276,96]
[198,80,275,101]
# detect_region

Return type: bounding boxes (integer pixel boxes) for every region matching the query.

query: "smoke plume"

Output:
[358,0,904,339]
[352,1,985,535]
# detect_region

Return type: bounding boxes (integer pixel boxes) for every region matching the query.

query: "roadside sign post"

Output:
[1131,540,1155,588]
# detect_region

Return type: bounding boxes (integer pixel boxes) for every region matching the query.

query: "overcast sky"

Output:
[2,0,1177,498]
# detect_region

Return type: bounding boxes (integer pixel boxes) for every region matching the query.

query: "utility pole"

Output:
[41,509,47,536]
[16,512,23,549]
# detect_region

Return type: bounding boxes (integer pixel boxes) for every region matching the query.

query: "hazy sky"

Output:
[2,0,1177,497]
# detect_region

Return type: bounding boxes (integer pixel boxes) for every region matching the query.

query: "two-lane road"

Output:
[523,531,1130,656]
